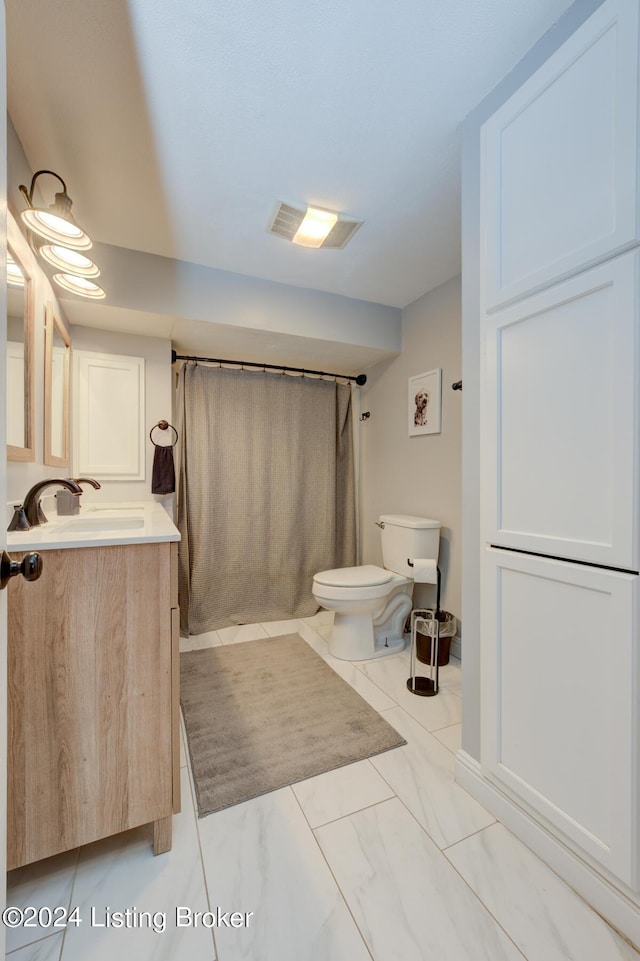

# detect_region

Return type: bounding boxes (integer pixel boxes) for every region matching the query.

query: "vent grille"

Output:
[322,219,363,249]
[268,201,363,249]
[269,202,305,240]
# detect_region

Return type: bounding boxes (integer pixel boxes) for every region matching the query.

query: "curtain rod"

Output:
[171,350,367,385]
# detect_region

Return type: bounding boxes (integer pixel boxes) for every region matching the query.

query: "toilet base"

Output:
[327,612,406,661]
[371,635,406,658]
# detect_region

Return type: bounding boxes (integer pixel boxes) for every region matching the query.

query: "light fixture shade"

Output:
[22,207,93,250]
[292,207,338,248]
[53,273,105,299]
[39,244,100,278]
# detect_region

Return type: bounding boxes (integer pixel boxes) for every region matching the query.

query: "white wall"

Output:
[68,326,173,510]
[7,114,33,223]
[90,240,402,355]
[361,275,462,629]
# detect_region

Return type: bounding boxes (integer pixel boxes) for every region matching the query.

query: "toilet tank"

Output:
[379,514,441,577]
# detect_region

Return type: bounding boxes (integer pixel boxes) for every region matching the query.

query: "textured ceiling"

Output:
[6,0,573,309]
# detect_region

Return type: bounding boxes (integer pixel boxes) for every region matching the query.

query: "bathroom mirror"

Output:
[44,302,71,467]
[6,244,35,461]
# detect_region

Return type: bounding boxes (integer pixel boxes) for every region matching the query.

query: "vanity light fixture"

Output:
[52,273,105,300]
[6,251,24,288]
[18,169,106,298]
[19,169,92,250]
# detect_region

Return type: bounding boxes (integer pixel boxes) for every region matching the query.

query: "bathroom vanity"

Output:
[6,503,180,870]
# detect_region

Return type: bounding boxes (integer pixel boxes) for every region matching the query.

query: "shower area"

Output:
[175,359,361,634]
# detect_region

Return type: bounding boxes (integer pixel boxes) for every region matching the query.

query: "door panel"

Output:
[0,2,8,949]
[481,0,640,310]
[481,548,639,888]
[483,252,639,569]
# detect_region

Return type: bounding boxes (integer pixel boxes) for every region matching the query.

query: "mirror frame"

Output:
[6,242,35,462]
[44,301,71,467]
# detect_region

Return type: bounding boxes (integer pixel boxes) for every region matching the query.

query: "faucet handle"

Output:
[7,504,31,532]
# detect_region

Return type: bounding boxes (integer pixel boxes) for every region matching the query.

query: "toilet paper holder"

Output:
[406,562,442,697]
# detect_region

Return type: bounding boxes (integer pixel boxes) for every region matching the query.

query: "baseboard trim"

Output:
[455,750,640,949]
[450,634,461,660]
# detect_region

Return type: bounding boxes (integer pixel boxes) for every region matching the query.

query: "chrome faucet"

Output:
[56,477,102,516]
[22,479,83,527]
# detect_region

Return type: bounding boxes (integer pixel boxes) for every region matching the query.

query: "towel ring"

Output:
[150,420,178,446]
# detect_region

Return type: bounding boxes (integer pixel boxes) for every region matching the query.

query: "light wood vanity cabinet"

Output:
[7,540,180,870]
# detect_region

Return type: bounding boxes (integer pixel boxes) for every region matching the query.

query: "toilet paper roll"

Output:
[411,558,438,584]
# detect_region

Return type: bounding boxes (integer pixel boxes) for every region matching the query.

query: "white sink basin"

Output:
[57,515,145,533]
[7,502,179,552]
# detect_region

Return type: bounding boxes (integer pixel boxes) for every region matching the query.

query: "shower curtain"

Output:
[176,363,356,634]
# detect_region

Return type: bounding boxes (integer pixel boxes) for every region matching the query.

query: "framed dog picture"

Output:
[408,368,442,436]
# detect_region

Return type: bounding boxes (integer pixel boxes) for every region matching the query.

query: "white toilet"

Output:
[312,514,441,660]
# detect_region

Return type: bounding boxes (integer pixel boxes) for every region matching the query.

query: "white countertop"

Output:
[7,502,181,552]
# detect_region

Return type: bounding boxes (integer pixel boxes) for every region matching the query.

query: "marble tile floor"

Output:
[6,613,639,961]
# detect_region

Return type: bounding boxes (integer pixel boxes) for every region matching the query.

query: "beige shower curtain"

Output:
[176,363,356,634]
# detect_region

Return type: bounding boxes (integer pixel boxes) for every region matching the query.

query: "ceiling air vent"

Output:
[268,201,363,249]
[269,202,305,241]
[321,218,363,249]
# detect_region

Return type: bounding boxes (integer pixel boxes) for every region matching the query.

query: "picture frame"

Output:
[408,368,442,436]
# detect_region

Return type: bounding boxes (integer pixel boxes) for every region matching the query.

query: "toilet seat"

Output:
[313,565,392,588]
[312,565,401,603]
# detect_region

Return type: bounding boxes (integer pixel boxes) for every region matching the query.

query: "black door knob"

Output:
[0,550,43,590]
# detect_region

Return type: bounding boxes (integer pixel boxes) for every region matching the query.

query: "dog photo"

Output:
[414,389,430,426]
[408,369,441,435]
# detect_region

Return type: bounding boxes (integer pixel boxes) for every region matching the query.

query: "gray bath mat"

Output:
[180,633,406,817]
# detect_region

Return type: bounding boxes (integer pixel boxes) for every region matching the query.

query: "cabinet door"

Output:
[481,0,640,311]
[8,544,173,869]
[481,548,639,889]
[73,350,145,480]
[483,252,639,570]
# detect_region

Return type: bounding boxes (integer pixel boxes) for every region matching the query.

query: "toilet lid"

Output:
[314,565,393,588]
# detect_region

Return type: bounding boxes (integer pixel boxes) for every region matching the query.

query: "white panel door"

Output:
[483,252,639,569]
[73,350,146,479]
[481,0,640,311]
[481,548,639,889]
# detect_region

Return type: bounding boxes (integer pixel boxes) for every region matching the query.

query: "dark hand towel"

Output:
[152,444,176,494]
